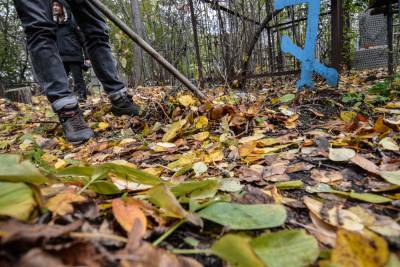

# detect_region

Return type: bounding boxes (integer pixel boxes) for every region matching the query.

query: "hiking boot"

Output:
[109,90,140,116]
[58,105,94,145]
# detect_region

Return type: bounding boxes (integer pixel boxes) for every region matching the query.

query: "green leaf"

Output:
[386,253,400,267]
[348,192,392,204]
[276,180,303,189]
[171,179,219,197]
[0,154,48,184]
[198,203,287,230]
[57,166,98,177]
[0,182,38,221]
[89,180,120,195]
[306,184,392,203]
[380,171,400,186]
[250,229,319,267]
[102,163,161,185]
[279,94,296,103]
[147,184,202,226]
[212,234,264,267]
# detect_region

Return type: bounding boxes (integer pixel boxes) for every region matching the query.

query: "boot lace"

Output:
[61,110,88,131]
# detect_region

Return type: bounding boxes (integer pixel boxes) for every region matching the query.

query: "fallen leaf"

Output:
[0,154,48,184]
[46,192,86,216]
[0,182,38,221]
[162,119,187,142]
[98,122,110,131]
[329,148,356,162]
[251,229,319,267]
[379,137,400,151]
[147,184,202,226]
[340,111,357,122]
[311,169,343,184]
[350,154,379,174]
[279,93,296,103]
[198,202,286,230]
[275,180,303,189]
[286,162,313,173]
[193,131,210,141]
[0,220,82,243]
[195,116,208,129]
[192,162,208,176]
[331,229,389,267]
[211,234,264,267]
[54,159,68,170]
[177,95,196,107]
[380,171,400,186]
[112,198,147,235]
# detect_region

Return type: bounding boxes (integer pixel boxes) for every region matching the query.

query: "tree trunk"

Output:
[130,0,145,88]
[0,78,5,98]
[237,9,282,88]
[188,0,205,88]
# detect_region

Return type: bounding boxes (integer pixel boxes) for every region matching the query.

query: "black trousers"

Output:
[13,0,126,111]
[64,62,87,99]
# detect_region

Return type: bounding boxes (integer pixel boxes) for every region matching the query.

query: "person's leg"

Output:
[68,0,140,115]
[67,0,123,97]
[13,0,93,144]
[70,63,87,100]
[13,0,77,110]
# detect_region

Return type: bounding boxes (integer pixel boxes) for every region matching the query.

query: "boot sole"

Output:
[69,138,91,145]
[111,107,140,117]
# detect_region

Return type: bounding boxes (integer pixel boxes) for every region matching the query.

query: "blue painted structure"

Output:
[274,0,339,89]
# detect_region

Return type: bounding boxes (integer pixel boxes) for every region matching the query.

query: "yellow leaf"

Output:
[340,111,357,122]
[239,142,257,157]
[177,95,196,107]
[195,116,209,129]
[168,152,197,170]
[162,119,187,142]
[331,229,389,267]
[193,131,210,141]
[143,167,164,177]
[98,122,110,131]
[54,159,68,169]
[46,192,86,216]
[204,149,224,163]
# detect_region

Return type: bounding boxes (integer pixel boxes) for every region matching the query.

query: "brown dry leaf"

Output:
[304,197,364,231]
[263,160,290,179]
[112,198,147,235]
[311,169,343,184]
[309,212,337,247]
[331,229,389,267]
[121,242,202,267]
[286,162,314,173]
[17,249,66,267]
[0,220,82,244]
[46,192,86,216]
[238,166,263,183]
[350,154,380,174]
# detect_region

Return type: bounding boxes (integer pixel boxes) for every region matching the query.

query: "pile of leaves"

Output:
[0,70,400,267]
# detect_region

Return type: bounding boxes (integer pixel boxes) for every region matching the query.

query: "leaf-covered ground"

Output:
[1,69,400,267]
